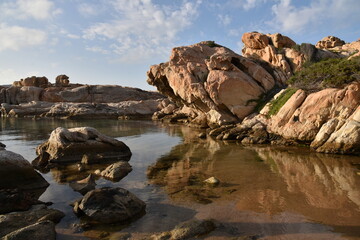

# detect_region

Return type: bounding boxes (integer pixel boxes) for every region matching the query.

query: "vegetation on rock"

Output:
[268,88,298,116]
[288,56,360,91]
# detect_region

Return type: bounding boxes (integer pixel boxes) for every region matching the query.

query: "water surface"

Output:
[1,118,359,240]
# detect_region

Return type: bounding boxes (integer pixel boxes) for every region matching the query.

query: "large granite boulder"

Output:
[147,41,286,126]
[32,127,132,169]
[0,150,49,213]
[0,204,64,239]
[74,187,146,224]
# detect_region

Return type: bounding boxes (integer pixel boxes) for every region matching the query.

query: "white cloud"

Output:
[218,14,231,26]
[83,0,202,61]
[78,3,102,17]
[269,0,360,33]
[0,0,61,20]
[0,24,47,51]
[226,0,267,10]
[85,46,110,55]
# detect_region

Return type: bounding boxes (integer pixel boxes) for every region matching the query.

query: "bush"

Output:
[268,88,298,116]
[288,56,360,91]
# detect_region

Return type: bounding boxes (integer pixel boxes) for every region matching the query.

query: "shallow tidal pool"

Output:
[1,118,360,240]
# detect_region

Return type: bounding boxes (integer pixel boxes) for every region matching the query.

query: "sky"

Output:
[0,0,359,90]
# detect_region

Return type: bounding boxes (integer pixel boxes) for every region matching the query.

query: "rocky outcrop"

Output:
[147,41,286,126]
[268,82,360,143]
[0,150,49,213]
[32,127,131,169]
[242,32,302,75]
[0,204,64,239]
[316,36,345,49]
[312,106,360,154]
[41,85,164,103]
[73,187,146,224]
[208,82,360,154]
[55,74,70,87]
[242,32,342,75]
[1,99,162,119]
[12,76,49,88]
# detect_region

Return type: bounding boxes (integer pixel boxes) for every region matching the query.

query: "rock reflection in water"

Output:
[148,126,360,238]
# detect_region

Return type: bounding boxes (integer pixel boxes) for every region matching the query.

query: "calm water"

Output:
[1,118,360,240]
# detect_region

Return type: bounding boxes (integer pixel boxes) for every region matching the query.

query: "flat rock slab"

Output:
[32,127,132,170]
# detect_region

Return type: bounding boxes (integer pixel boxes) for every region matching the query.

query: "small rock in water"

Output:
[204,177,220,185]
[94,169,101,175]
[69,174,96,195]
[100,161,132,181]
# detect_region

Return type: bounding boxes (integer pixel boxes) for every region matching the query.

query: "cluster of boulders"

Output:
[0,75,165,119]
[0,127,150,239]
[147,32,360,155]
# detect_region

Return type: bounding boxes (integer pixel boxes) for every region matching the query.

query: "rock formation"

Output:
[55,74,70,87]
[147,41,287,126]
[32,127,132,169]
[316,36,346,49]
[12,76,49,88]
[73,187,146,224]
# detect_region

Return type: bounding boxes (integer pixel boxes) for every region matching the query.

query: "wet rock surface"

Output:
[0,150,49,213]
[0,204,64,238]
[74,187,146,224]
[32,127,131,169]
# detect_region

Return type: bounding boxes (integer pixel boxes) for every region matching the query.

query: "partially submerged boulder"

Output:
[32,127,131,170]
[69,174,96,195]
[0,150,49,213]
[74,187,146,224]
[100,161,132,181]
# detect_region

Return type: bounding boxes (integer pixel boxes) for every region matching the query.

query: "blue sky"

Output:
[1,0,359,90]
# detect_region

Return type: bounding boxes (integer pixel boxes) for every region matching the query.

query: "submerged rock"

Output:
[74,187,146,224]
[151,219,216,240]
[100,161,132,181]
[0,150,49,213]
[69,174,96,195]
[1,220,56,240]
[32,127,132,169]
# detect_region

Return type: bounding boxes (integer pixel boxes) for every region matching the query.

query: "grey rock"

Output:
[76,187,146,224]
[100,161,132,181]
[1,220,56,240]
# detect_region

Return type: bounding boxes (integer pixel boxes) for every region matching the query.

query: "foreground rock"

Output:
[74,187,146,224]
[151,219,216,240]
[0,204,64,238]
[32,127,131,170]
[0,150,49,213]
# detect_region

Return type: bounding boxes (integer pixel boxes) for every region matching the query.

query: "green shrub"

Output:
[268,88,298,116]
[288,56,360,91]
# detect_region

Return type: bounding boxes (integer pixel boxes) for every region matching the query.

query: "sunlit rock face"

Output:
[32,127,132,170]
[267,82,360,154]
[147,41,287,126]
[316,36,346,49]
